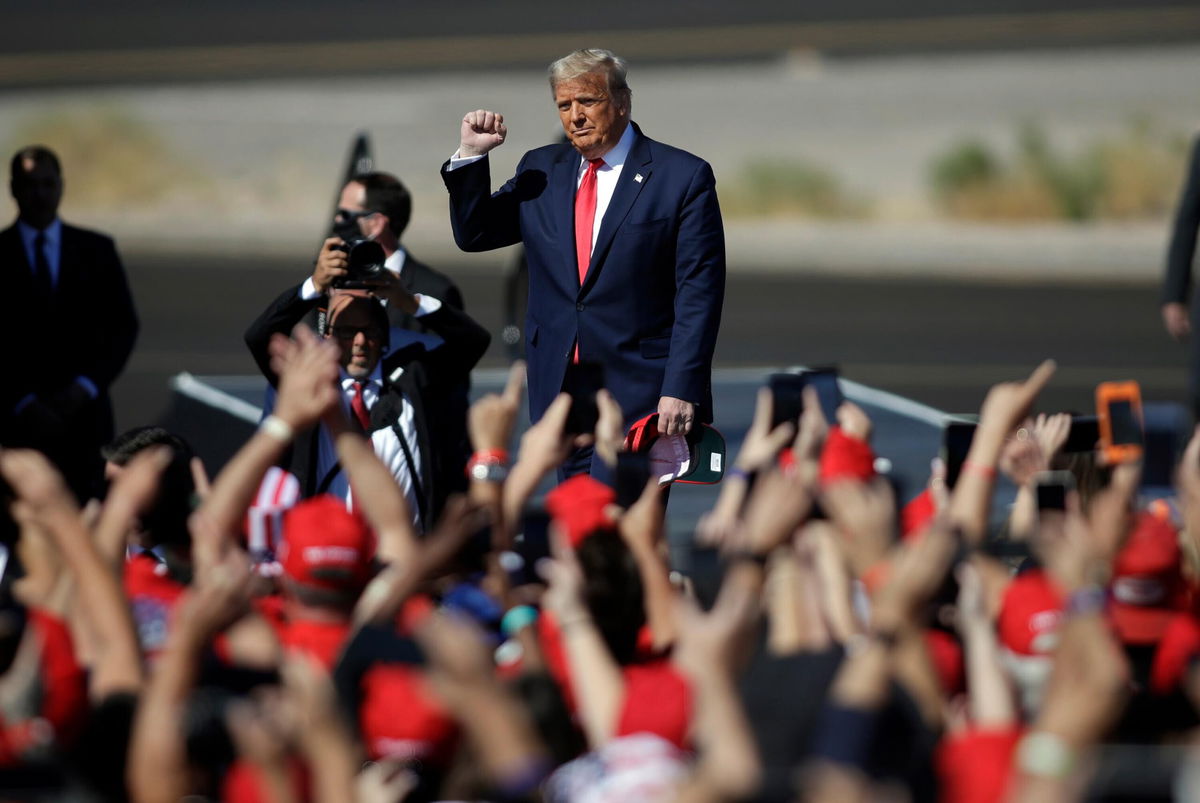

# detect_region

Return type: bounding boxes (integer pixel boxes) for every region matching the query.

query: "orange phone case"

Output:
[1095,381,1144,464]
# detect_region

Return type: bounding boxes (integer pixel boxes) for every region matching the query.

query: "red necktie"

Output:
[574,158,603,285]
[572,159,603,363]
[351,381,371,432]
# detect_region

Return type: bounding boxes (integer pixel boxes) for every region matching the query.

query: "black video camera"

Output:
[333,239,387,289]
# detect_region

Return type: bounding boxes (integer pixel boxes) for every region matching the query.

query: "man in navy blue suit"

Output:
[442,48,725,473]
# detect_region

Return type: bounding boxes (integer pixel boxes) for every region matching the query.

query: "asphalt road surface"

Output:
[3,2,1198,87]
[115,253,1186,436]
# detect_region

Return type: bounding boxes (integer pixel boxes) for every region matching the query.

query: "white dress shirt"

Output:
[316,363,423,529]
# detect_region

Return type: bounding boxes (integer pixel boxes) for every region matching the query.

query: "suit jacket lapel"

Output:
[551,149,582,294]
[582,129,652,294]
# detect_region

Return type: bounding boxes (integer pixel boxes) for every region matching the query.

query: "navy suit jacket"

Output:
[442,123,725,425]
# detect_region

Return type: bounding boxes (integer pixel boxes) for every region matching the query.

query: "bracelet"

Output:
[471,448,510,464]
[727,466,754,483]
[466,449,510,482]
[557,613,593,631]
[260,415,295,443]
[962,460,996,479]
[727,549,769,568]
[868,628,901,649]
[501,605,539,637]
[1065,585,1107,617]
[1016,731,1075,778]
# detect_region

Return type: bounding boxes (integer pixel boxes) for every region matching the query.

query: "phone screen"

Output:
[802,368,843,423]
[1035,482,1067,511]
[562,362,605,435]
[1063,415,1100,453]
[943,421,977,489]
[1107,400,1142,446]
[512,510,552,586]
[768,373,806,428]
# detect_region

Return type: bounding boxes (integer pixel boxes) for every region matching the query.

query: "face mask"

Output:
[331,216,362,243]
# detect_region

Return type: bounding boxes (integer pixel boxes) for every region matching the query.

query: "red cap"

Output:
[997,569,1064,656]
[358,664,459,764]
[1109,512,1185,645]
[544,474,616,548]
[278,495,375,592]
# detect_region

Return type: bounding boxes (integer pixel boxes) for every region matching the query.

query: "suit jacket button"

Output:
[576,302,585,311]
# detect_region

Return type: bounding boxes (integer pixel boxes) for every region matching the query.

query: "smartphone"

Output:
[942,420,977,489]
[1063,415,1100,454]
[800,366,843,424]
[511,509,552,586]
[1034,470,1075,512]
[616,452,652,508]
[767,372,806,428]
[1096,381,1144,464]
[562,361,605,435]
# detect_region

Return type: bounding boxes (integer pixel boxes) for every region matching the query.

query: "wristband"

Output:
[501,605,539,637]
[1016,731,1074,778]
[557,613,593,631]
[467,449,510,482]
[727,466,754,483]
[260,415,295,443]
[727,549,769,568]
[1065,585,1107,617]
[471,448,510,464]
[962,460,996,479]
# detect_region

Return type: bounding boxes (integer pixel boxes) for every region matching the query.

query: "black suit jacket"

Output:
[0,220,138,450]
[1165,135,1200,308]
[244,284,489,522]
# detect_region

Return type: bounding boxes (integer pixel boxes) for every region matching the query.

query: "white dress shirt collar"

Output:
[577,122,635,174]
[384,245,408,278]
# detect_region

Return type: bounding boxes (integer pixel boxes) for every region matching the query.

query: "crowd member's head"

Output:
[278,495,376,613]
[102,426,196,554]
[332,172,412,253]
[326,292,388,380]
[547,48,632,161]
[9,145,62,229]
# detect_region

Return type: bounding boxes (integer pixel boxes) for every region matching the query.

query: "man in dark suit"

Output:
[0,145,139,499]
[441,48,724,477]
[1163,134,1200,418]
[314,171,463,338]
[244,275,489,530]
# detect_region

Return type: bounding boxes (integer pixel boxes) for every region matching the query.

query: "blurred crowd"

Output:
[1,335,1200,802]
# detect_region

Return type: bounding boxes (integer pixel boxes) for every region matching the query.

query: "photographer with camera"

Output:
[311,172,463,340]
[244,243,489,528]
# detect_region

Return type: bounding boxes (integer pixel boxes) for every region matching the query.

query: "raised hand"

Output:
[460,109,508,158]
[734,388,795,473]
[1032,412,1072,464]
[312,237,349,293]
[270,324,341,431]
[468,361,525,452]
[977,360,1057,438]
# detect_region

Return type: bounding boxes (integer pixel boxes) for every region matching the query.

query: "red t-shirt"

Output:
[123,554,187,660]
